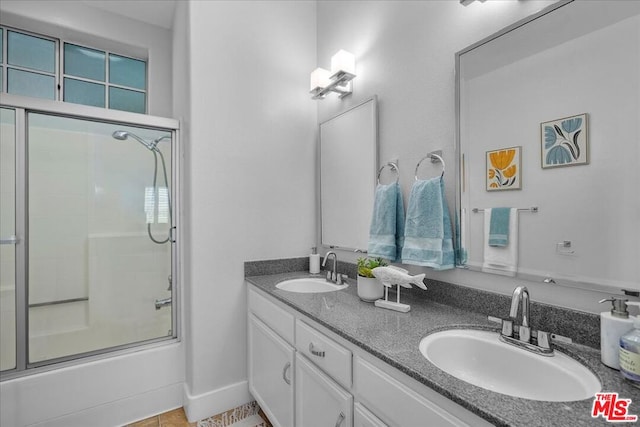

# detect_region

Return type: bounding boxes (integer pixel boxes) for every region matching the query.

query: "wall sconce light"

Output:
[310,49,356,100]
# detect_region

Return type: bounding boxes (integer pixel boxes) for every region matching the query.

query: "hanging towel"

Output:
[455,208,468,266]
[368,182,405,262]
[401,177,454,270]
[482,208,518,276]
[489,207,511,247]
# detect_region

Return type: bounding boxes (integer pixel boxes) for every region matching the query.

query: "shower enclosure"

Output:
[0,96,179,376]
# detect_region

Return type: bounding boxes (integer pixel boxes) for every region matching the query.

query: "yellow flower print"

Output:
[503,165,517,179]
[488,169,495,179]
[490,149,516,170]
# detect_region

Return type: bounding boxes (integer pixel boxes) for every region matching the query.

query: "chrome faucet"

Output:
[509,286,531,343]
[322,251,345,285]
[487,285,572,356]
[510,286,530,327]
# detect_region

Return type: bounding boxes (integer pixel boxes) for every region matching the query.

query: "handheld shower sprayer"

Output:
[112,130,172,244]
[111,130,158,151]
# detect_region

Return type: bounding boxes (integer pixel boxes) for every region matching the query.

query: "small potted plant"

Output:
[357,257,388,302]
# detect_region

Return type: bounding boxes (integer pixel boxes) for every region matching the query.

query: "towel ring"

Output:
[377,162,399,185]
[414,153,445,181]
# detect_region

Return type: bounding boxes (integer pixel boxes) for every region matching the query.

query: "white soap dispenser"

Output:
[599,297,633,370]
[620,301,640,388]
[309,247,320,274]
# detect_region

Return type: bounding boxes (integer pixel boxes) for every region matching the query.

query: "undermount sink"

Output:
[276,278,348,293]
[419,329,601,401]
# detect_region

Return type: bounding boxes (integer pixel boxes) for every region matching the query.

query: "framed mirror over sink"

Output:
[455,0,640,294]
[319,96,378,252]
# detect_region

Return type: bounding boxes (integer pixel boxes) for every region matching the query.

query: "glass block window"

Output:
[0,26,147,113]
[2,29,56,100]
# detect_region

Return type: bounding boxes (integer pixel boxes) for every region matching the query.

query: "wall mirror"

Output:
[456,0,639,293]
[320,96,378,252]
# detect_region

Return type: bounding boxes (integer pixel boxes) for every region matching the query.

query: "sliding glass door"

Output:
[0,100,179,376]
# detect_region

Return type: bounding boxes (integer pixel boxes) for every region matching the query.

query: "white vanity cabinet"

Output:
[353,402,387,427]
[247,285,491,427]
[295,353,353,427]
[248,314,294,427]
[248,289,295,427]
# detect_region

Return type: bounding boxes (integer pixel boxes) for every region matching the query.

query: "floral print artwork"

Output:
[486,146,521,191]
[541,113,588,168]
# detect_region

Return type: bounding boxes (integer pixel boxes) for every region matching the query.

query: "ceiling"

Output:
[82,0,177,30]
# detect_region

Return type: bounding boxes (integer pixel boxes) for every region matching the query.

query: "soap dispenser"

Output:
[599,297,633,369]
[620,301,640,388]
[309,247,320,274]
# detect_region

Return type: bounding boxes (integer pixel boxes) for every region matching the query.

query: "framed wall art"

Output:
[541,113,589,168]
[486,146,521,191]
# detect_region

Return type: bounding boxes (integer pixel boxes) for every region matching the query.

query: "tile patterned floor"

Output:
[126,406,271,427]
[126,408,196,427]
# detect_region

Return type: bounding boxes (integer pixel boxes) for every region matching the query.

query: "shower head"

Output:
[112,130,129,140]
[112,130,157,151]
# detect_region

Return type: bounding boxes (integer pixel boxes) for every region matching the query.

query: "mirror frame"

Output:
[453,0,636,295]
[318,95,379,253]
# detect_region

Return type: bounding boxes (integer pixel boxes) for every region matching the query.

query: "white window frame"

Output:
[0,25,148,113]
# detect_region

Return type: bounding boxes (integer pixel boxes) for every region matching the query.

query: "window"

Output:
[0,26,147,114]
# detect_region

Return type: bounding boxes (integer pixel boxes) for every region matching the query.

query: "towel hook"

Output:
[415,152,445,181]
[377,162,400,185]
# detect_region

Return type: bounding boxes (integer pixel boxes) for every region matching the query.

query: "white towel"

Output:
[482,208,518,276]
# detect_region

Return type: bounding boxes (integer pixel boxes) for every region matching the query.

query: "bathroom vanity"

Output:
[246,261,640,427]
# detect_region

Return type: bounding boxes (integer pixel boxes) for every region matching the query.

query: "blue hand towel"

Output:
[368,182,405,262]
[489,207,511,247]
[401,177,454,270]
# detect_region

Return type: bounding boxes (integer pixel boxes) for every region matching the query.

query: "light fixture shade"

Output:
[310,67,331,92]
[330,50,355,78]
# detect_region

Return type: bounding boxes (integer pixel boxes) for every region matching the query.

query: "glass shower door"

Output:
[26,113,174,365]
[0,108,17,371]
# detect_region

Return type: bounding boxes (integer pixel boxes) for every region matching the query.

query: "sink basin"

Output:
[419,329,600,401]
[276,278,348,293]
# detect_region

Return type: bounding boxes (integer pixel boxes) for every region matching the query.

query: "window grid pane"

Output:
[8,30,55,73]
[63,77,105,108]
[64,43,105,82]
[7,68,55,100]
[109,86,146,114]
[108,53,146,90]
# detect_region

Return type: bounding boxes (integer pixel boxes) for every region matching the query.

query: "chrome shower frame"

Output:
[0,93,181,380]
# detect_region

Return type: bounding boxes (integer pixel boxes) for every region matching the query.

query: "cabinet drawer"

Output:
[355,358,471,427]
[248,287,294,344]
[295,320,352,389]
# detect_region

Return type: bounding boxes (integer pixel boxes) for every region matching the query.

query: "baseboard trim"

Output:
[183,380,252,422]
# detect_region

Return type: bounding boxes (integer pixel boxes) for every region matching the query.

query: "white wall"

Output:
[316,0,618,313]
[0,0,173,117]
[182,0,317,421]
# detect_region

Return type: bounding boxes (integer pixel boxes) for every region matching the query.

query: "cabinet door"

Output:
[296,353,353,427]
[248,314,294,427]
[354,402,387,427]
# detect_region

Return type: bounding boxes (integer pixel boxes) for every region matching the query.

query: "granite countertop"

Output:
[246,270,640,427]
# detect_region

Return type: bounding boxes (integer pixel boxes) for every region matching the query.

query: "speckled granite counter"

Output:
[246,268,640,427]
